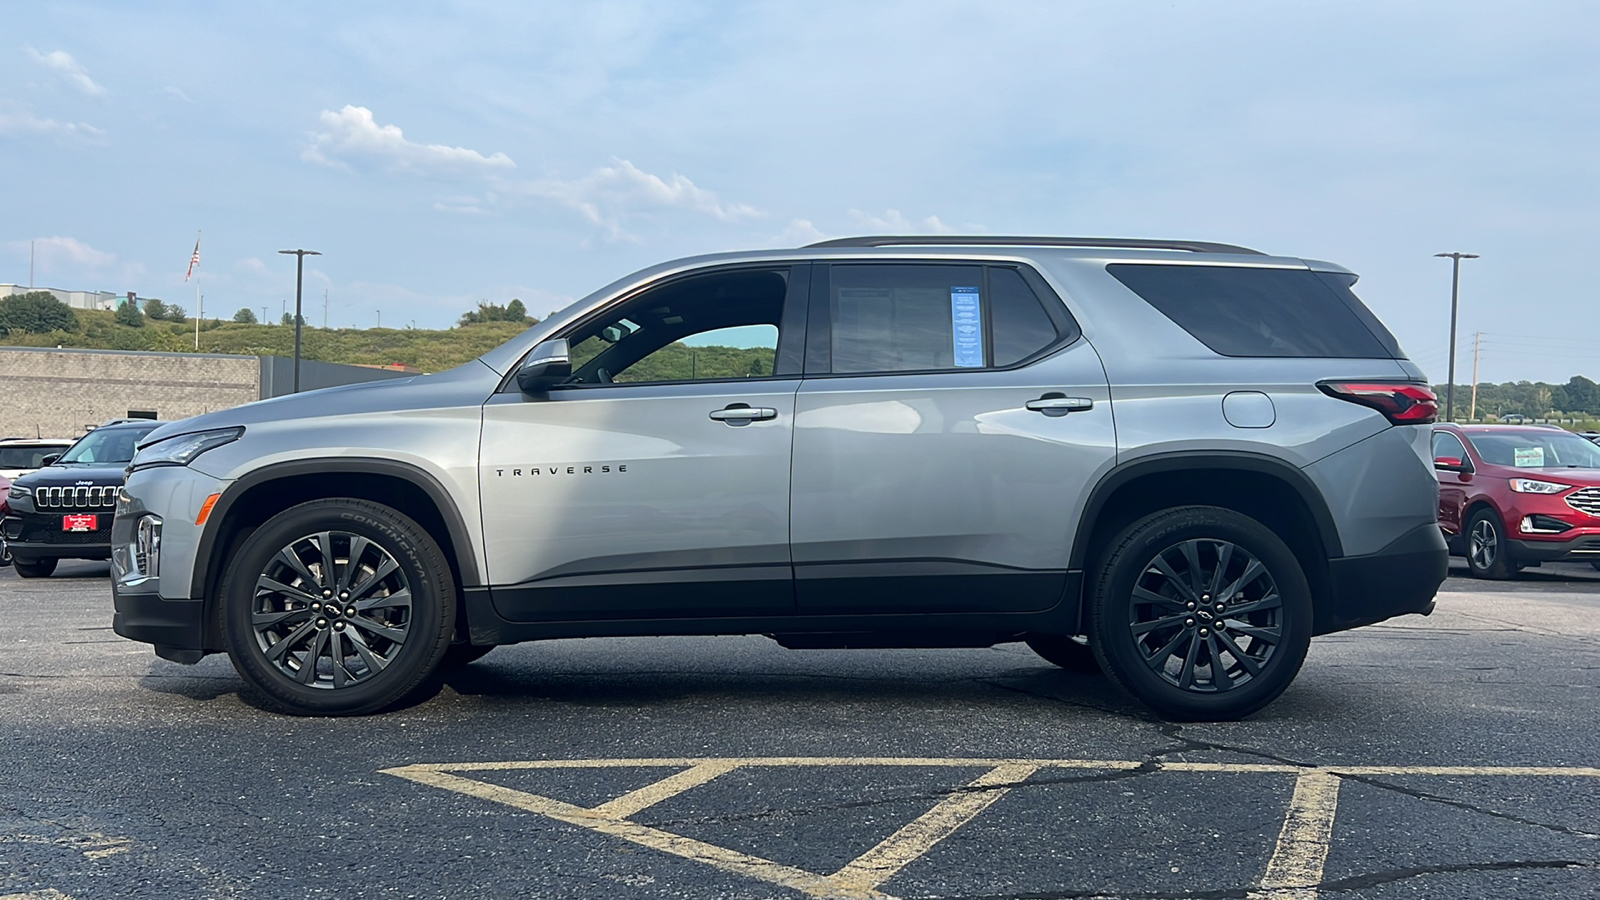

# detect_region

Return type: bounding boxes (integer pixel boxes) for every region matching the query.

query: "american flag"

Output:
[184,233,201,282]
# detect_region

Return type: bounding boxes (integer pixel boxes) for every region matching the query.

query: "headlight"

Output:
[129,427,244,471]
[1509,478,1570,494]
[7,484,31,500]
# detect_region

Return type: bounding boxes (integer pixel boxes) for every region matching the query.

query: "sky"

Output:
[2,0,1596,383]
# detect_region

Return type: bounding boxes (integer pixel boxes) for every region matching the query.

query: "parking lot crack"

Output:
[1341,773,1600,839]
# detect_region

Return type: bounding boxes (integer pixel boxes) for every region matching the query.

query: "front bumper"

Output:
[1508,532,1600,563]
[109,466,230,663]
[111,588,208,663]
[1316,522,1448,636]
[2,512,113,561]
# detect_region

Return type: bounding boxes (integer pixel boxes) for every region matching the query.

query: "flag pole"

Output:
[190,230,202,350]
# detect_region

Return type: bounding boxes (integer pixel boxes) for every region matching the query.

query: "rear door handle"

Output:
[1025,394,1094,416]
[709,403,777,425]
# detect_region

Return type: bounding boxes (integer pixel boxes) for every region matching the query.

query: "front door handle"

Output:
[709,403,777,426]
[1025,394,1094,417]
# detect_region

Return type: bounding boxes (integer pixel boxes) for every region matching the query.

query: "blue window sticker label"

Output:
[951,287,983,368]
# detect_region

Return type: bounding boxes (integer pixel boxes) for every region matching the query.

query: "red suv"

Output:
[1433,424,1600,578]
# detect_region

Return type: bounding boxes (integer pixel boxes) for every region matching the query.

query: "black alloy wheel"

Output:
[221,499,454,716]
[1089,506,1311,721]
[1465,508,1518,580]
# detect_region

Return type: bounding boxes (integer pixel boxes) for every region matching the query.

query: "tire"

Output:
[439,643,495,669]
[13,557,57,578]
[1464,508,1518,580]
[220,498,455,716]
[1088,506,1312,721]
[1024,633,1101,673]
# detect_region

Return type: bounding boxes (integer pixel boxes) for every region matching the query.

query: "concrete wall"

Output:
[0,347,419,439]
[259,356,413,399]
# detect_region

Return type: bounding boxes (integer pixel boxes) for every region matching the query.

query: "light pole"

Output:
[278,249,322,393]
[1434,252,1478,423]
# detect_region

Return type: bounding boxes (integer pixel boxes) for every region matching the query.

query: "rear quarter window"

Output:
[1107,264,1399,359]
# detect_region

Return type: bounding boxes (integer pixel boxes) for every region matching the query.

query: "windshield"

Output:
[57,425,160,465]
[1469,431,1600,469]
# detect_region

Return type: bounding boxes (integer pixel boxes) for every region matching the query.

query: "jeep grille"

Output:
[35,485,119,510]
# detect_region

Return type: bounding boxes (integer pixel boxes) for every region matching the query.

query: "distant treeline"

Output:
[1432,376,1599,418]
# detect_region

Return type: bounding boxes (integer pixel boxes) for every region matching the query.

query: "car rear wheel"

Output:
[1088,506,1312,721]
[13,557,57,578]
[1024,633,1101,673]
[1465,508,1518,580]
[221,499,454,716]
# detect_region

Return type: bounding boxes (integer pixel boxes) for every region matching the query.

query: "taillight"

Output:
[1317,381,1438,425]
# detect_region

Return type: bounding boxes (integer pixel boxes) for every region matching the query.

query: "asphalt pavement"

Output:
[2,558,1598,899]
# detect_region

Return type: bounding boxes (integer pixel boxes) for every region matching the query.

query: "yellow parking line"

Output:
[593,759,741,819]
[1251,772,1342,900]
[828,763,1039,896]
[384,765,888,899]
[383,757,1600,900]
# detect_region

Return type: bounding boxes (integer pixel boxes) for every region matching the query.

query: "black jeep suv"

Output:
[4,419,161,578]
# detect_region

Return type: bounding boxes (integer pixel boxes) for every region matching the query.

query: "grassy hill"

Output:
[0,309,776,380]
[0,309,532,372]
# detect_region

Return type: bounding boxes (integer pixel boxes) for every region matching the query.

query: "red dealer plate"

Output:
[63,514,98,532]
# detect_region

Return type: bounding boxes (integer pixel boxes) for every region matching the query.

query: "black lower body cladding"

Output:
[1317,523,1447,635]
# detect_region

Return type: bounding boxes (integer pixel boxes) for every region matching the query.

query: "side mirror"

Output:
[1433,455,1471,473]
[41,454,60,466]
[516,339,572,393]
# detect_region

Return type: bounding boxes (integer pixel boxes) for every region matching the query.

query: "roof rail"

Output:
[802,235,1266,255]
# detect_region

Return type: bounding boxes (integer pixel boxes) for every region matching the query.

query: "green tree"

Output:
[1559,375,1599,415]
[459,299,538,326]
[0,291,80,334]
[114,298,145,327]
[165,304,187,322]
[142,297,168,321]
[281,312,294,326]
[233,308,258,324]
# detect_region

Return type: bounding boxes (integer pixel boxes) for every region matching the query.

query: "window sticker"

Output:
[951,287,983,368]
[1513,446,1546,468]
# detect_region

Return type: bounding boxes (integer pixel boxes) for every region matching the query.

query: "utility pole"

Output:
[278,249,322,392]
[376,309,381,329]
[1434,252,1479,423]
[1469,331,1481,421]
[261,306,268,324]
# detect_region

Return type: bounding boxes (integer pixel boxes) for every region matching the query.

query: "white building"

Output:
[0,283,119,311]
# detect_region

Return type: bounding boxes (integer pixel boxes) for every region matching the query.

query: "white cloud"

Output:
[0,99,102,139]
[25,48,106,96]
[516,158,762,238]
[235,258,270,275]
[7,236,116,271]
[433,194,494,215]
[304,105,515,175]
[845,209,959,235]
[163,86,192,103]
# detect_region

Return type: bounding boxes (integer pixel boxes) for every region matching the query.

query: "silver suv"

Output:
[111,237,1447,720]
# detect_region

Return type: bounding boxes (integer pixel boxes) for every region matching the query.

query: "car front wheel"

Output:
[221,499,455,716]
[1088,506,1312,721]
[1465,508,1518,580]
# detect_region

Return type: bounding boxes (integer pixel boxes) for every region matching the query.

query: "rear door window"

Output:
[823,264,1070,374]
[1107,264,1399,359]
